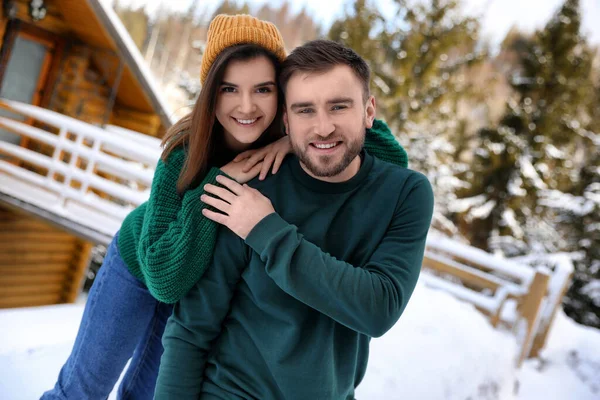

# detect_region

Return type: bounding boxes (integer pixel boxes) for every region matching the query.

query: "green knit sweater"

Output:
[117,119,408,304]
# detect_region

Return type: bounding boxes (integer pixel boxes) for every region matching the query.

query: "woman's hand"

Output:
[201,175,275,240]
[233,136,292,180]
[220,159,264,184]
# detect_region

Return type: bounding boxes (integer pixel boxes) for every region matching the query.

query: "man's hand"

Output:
[201,175,275,239]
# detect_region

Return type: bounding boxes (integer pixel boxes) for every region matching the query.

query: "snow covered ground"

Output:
[0,280,599,400]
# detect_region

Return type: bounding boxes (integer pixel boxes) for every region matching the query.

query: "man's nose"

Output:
[315,113,335,137]
[239,93,256,114]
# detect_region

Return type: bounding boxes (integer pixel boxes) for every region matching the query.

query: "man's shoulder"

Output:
[369,153,428,186]
[367,155,433,212]
[247,156,294,191]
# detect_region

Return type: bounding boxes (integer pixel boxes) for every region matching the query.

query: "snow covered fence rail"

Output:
[422,233,573,367]
[0,99,161,244]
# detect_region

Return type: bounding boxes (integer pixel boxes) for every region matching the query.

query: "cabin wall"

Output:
[1,0,162,136]
[0,1,164,307]
[50,45,111,125]
[0,206,92,308]
[111,106,162,136]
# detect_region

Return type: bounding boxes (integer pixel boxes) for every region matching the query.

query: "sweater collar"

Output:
[288,150,374,194]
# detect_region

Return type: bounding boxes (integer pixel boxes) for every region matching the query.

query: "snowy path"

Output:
[1,282,599,400]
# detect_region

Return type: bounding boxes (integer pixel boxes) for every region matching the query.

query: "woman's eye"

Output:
[221,87,236,93]
[256,87,272,94]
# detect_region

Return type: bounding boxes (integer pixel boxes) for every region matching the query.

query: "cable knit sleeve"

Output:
[364,119,409,168]
[136,148,224,304]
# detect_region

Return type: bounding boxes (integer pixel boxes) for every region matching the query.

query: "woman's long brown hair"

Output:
[161,44,284,195]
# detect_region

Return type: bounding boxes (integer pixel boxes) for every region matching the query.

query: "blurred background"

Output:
[0,0,599,398]
[108,0,600,331]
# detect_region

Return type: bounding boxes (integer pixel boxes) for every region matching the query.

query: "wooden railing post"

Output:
[63,240,93,303]
[529,269,573,358]
[515,268,550,367]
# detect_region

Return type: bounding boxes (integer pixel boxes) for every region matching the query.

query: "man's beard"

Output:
[290,129,365,178]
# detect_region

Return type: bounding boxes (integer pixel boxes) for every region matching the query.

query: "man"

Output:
[155,40,434,399]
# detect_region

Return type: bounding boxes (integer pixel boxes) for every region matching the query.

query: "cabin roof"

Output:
[58,0,174,128]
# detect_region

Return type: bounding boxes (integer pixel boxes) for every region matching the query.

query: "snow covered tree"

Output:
[455,0,595,255]
[329,0,484,236]
[545,82,600,328]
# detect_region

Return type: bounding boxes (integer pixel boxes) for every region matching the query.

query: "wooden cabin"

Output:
[0,0,172,308]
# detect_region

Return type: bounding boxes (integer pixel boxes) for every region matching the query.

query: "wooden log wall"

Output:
[0,9,7,46]
[49,45,110,126]
[51,47,162,135]
[0,206,92,308]
[111,106,162,136]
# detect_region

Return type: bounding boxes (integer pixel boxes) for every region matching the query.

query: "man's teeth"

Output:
[236,118,257,125]
[314,143,338,149]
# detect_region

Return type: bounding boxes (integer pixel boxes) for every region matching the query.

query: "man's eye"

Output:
[299,109,314,114]
[332,105,347,111]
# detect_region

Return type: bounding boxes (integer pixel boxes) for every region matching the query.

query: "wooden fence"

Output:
[422,234,573,367]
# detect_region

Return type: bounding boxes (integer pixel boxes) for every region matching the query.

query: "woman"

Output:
[42,14,408,400]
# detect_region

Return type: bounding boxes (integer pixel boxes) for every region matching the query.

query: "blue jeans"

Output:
[41,233,173,400]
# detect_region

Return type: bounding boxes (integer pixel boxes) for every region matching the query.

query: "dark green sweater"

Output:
[155,151,434,399]
[117,120,409,304]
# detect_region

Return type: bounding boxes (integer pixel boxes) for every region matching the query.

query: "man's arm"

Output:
[154,227,248,399]
[245,174,434,338]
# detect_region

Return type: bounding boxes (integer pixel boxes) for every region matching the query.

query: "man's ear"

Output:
[283,111,289,136]
[365,95,376,129]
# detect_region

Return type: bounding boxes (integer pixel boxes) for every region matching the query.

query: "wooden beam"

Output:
[423,254,502,292]
[0,274,65,286]
[63,240,93,303]
[0,293,62,308]
[1,282,65,296]
[529,269,573,358]
[0,232,74,242]
[516,269,550,367]
[0,241,75,253]
[0,192,112,245]
[0,262,70,274]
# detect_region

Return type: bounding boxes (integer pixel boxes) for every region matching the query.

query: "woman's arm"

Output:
[364,119,409,168]
[136,138,289,304]
[136,148,223,304]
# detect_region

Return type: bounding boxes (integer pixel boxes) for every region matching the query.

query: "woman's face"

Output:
[215,55,278,152]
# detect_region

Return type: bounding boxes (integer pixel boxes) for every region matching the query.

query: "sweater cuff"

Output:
[245,212,289,254]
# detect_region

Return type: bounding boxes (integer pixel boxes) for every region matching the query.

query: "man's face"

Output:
[283,65,376,182]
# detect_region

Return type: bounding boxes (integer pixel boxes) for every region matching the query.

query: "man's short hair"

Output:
[279,40,371,102]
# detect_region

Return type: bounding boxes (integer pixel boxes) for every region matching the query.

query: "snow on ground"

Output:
[0,280,599,400]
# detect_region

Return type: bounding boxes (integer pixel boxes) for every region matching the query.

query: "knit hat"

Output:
[200,14,287,84]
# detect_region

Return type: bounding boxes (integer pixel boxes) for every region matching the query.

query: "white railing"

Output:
[0,98,161,240]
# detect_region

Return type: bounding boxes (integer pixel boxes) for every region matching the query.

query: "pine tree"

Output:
[114,4,149,51]
[211,0,250,19]
[329,0,483,236]
[552,83,600,328]
[456,0,595,255]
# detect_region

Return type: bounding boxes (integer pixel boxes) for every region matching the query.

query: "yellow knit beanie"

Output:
[200,14,287,84]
